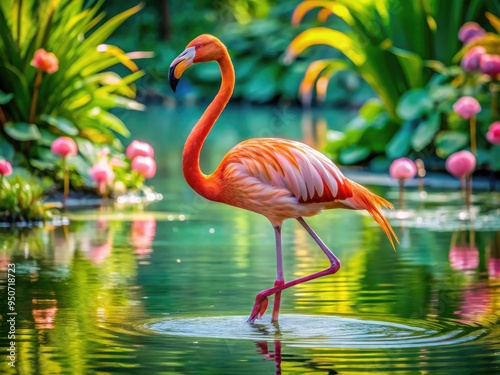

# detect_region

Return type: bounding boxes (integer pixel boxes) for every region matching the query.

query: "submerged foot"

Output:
[247,295,269,323]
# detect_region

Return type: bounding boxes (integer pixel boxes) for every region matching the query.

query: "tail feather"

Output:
[342,179,399,250]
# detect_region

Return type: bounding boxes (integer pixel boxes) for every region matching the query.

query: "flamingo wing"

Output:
[220,138,353,204]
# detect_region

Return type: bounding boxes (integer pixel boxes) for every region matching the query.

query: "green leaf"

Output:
[411,113,441,152]
[40,114,79,136]
[390,47,424,88]
[5,122,41,141]
[30,158,56,170]
[475,148,489,166]
[385,121,414,158]
[358,115,398,152]
[396,89,433,120]
[339,145,370,164]
[490,145,500,171]
[93,93,145,111]
[286,27,365,66]
[0,134,15,159]
[0,90,13,104]
[69,155,92,177]
[32,147,59,164]
[359,98,384,120]
[89,109,130,137]
[435,130,469,158]
[0,7,22,67]
[0,64,31,116]
[75,138,96,161]
[80,3,144,54]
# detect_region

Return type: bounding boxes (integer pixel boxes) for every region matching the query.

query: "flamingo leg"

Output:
[247,225,284,322]
[272,225,285,323]
[248,217,341,323]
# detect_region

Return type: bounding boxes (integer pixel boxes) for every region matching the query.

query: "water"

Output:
[1,105,500,374]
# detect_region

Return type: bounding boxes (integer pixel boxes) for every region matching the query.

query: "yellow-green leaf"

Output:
[285,27,365,66]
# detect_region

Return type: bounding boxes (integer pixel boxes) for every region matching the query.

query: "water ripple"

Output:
[140,314,489,349]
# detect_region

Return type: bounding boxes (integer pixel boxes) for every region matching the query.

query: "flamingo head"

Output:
[169,34,226,92]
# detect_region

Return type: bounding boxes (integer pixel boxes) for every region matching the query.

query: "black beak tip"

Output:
[168,66,179,93]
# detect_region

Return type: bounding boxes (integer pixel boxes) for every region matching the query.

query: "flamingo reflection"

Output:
[256,341,282,375]
[255,339,339,375]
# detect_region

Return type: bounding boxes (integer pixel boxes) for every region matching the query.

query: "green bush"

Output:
[0,0,146,188]
[0,173,55,224]
[287,0,500,168]
[325,12,500,171]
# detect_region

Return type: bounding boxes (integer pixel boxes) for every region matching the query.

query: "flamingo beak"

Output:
[169,46,195,93]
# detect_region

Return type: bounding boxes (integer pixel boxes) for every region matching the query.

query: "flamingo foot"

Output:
[248,294,269,323]
[271,279,285,323]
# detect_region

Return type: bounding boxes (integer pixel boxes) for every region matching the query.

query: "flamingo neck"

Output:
[182,53,234,201]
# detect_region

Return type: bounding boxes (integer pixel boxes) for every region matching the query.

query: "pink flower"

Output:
[458,22,486,44]
[0,160,13,176]
[126,140,154,160]
[389,158,417,181]
[131,156,156,179]
[449,245,479,270]
[479,54,500,77]
[31,49,59,74]
[445,150,476,179]
[51,136,78,157]
[98,147,110,158]
[461,46,486,71]
[452,96,481,119]
[486,121,500,145]
[89,160,114,194]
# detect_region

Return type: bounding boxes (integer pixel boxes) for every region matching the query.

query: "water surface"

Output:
[0,105,499,374]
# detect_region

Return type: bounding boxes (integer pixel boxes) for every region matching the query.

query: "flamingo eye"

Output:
[195,43,202,50]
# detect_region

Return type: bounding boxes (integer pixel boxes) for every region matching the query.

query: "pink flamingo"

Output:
[169,34,398,323]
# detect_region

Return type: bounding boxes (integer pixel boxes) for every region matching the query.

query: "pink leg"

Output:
[247,225,284,322]
[272,225,284,322]
[248,217,341,323]
[256,341,282,374]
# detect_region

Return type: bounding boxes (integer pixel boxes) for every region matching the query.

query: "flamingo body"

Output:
[217,138,349,222]
[169,34,398,323]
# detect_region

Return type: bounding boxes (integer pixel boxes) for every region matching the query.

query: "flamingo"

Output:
[169,34,399,323]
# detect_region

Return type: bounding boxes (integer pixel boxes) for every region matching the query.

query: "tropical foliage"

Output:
[100,0,362,105]
[287,0,500,169]
[0,172,55,223]
[0,0,147,189]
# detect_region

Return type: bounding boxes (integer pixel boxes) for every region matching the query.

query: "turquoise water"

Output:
[0,105,499,374]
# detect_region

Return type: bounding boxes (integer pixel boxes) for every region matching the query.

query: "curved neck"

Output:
[182,53,234,201]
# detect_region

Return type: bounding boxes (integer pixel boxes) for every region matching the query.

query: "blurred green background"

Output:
[103,0,372,106]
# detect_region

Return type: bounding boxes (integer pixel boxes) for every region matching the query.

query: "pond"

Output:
[1,104,500,374]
